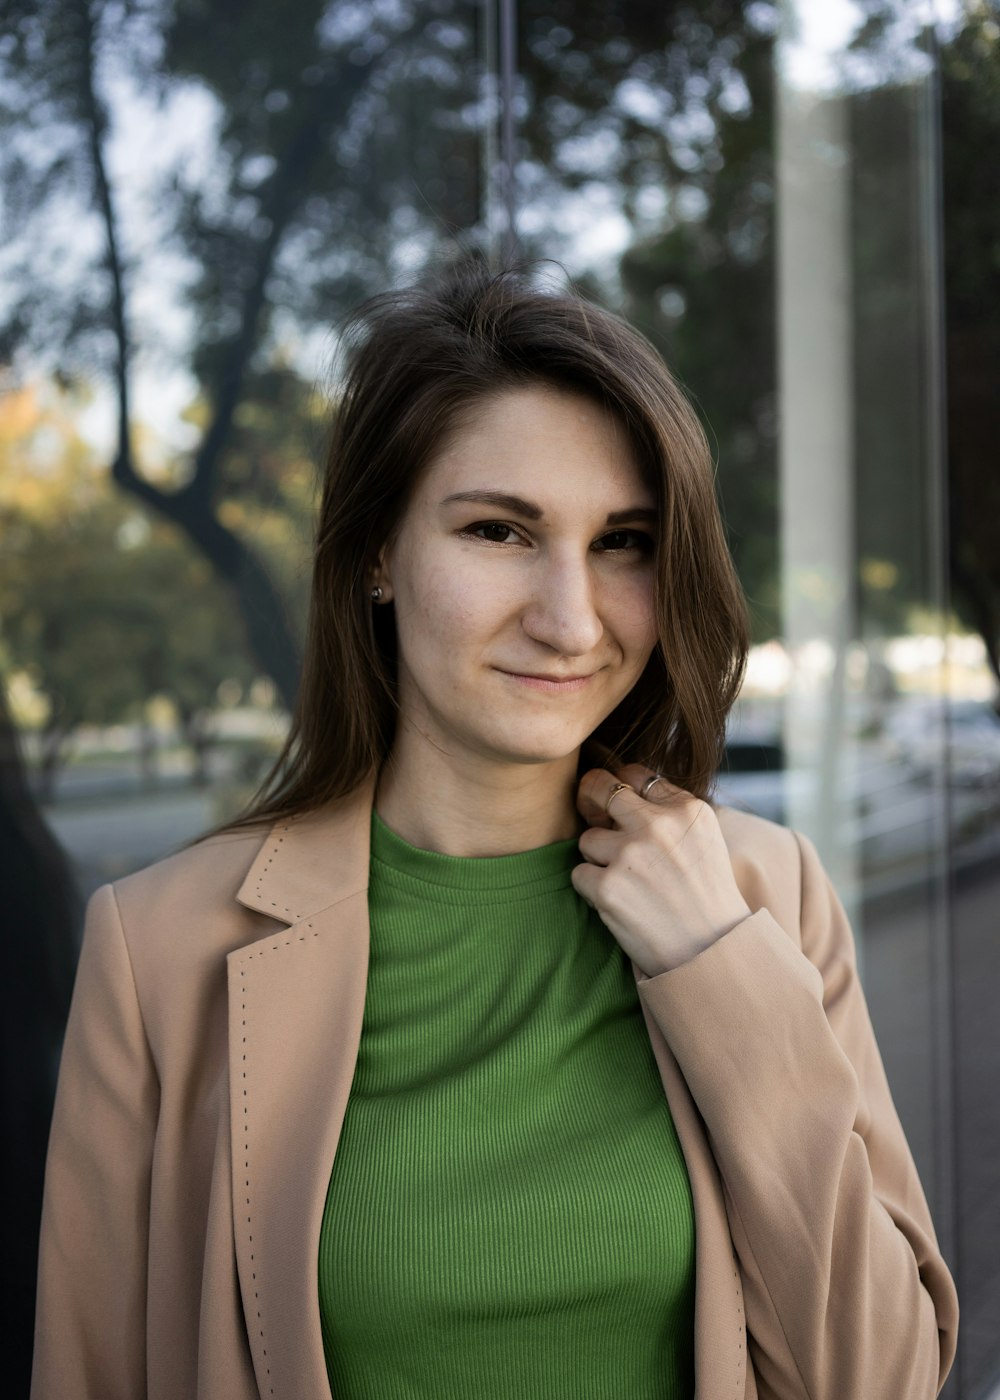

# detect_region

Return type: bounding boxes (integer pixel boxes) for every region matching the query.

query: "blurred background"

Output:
[1,0,997,1395]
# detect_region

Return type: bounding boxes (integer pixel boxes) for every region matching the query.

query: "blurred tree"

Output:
[517,0,761,227]
[0,0,487,706]
[0,384,257,794]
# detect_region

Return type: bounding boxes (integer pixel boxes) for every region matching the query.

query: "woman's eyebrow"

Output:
[439,489,543,518]
[439,489,658,526]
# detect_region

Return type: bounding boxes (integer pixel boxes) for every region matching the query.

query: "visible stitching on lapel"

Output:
[240,961,274,1398]
[254,828,303,920]
[238,918,324,1397]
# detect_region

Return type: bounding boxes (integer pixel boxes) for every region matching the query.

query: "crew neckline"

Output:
[370,807,582,894]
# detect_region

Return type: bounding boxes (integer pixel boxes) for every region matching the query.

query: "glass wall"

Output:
[3,2,998,1396]
[510,4,998,1394]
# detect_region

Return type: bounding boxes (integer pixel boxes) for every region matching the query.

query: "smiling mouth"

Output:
[497,669,596,691]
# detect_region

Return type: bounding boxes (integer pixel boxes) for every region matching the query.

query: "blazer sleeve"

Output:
[635,829,960,1400]
[31,882,158,1400]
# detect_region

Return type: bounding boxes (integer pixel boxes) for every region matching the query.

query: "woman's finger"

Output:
[576,767,645,828]
[613,762,685,805]
[577,824,618,867]
[569,860,600,908]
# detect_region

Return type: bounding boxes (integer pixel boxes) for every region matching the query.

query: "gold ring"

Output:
[640,774,666,800]
[604,782,632,817]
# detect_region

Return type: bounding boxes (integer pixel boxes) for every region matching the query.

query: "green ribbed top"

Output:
[317,809,696,1399]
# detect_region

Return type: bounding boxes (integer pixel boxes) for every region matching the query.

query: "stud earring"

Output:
[370,585,384,601]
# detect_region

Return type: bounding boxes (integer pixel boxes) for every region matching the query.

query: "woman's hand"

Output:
[572,763,752,977]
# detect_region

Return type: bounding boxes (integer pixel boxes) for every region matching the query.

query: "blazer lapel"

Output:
[227,778,376,1399]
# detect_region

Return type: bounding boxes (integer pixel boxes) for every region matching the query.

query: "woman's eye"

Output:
[467,521,524,544]
[593,529,654,554]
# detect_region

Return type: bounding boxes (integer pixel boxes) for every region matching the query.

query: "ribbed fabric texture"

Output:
[317,809,696,1399]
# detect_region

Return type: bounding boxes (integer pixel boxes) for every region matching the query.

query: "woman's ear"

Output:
[369,542,394,603]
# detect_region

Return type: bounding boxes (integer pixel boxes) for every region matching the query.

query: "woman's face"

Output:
[376,385,660,769]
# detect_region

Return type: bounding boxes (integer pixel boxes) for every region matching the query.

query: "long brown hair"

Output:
[202,255,748,839]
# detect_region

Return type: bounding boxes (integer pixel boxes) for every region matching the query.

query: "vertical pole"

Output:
[479,0,500,263]
[498,0,519,264]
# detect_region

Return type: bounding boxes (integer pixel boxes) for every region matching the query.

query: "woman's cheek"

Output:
[411,562,486,649]
[613,572,658,652]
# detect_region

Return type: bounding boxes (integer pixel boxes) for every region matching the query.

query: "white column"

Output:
[775,27,862,938]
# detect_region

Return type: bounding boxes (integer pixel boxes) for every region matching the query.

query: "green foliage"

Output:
[0,387,256,739]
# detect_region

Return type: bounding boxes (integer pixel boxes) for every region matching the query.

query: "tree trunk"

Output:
[111,471,303,709]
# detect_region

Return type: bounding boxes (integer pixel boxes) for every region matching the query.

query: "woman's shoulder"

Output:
[713,800,800,861]
[116,823,269,905]
[94,823,275,967]
[713,801,805,940]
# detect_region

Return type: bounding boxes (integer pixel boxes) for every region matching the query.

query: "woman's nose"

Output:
[520,556,604,656]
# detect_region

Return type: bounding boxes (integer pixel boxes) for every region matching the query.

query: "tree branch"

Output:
[181,57,378,513]
[70,0,133,487]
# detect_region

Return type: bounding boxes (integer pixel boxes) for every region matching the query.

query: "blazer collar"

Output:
[234,775,378,925]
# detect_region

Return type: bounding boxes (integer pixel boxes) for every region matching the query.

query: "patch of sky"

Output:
[635,185,669,223]
[718,70,752,117]
[389,230,437,282]
[675,185,710,221]
[426,21,468,52]
[668,102,717,148]
[72,59,225,454]
[12,187,105,311]
[240,154,278,188]
[614,78,670,126]
[518,179,632,277]
[454,89,499,134]
[269,306,339,387]
[778,0,954,93]
[557,126,622,177]
[746,2,780,37]
[1,111,83,189]
[317,0,410,49]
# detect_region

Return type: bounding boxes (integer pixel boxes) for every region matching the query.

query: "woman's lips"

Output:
[497,670,594,693]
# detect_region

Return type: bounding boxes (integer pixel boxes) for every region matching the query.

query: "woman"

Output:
[32,259,959,1400]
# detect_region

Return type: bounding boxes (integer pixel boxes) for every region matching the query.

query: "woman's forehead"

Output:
[418,386,654,509]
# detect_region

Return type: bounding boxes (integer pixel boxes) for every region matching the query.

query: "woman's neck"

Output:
[374,735,585,858]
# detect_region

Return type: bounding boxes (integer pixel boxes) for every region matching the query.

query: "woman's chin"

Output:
[474,727,591,768]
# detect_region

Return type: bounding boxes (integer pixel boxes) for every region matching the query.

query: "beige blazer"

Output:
[31,777,959,1399]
